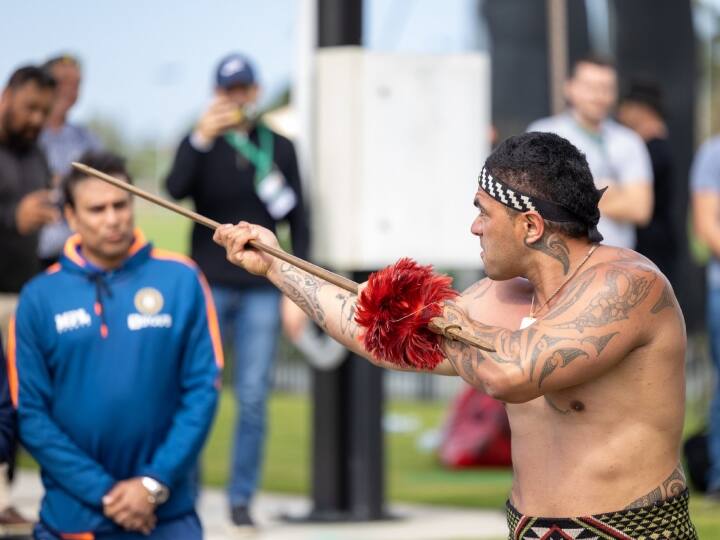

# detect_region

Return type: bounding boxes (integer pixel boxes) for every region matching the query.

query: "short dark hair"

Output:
[484,132,602,242]
[5,65,56,91]
[621,80,665,118]
[571,54,615,77]
[63,150,132,208]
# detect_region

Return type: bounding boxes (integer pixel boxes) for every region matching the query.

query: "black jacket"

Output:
[165,125,310,289]
[0,144,51,292]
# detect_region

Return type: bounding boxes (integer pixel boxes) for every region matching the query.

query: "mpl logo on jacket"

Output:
[55,308,92,334]
[127,287,172,330]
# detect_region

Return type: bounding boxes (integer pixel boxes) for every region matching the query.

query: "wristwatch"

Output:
[141,476,170,505]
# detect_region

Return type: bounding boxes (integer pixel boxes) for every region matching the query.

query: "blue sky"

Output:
[0,0,481,145]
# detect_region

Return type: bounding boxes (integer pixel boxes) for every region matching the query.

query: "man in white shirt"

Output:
[528,55,653,249]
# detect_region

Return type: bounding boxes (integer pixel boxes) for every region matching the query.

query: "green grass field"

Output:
[197,392,720,538]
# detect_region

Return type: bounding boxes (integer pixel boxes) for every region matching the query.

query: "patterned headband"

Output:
[478,167,583,223]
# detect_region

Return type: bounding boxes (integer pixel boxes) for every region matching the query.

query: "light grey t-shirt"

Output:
[528,112,653,249]
[690,135,720,288]
[40,122,102,177]
[38,123,102,260]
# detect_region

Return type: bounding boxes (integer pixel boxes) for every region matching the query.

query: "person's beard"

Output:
[0,108,40,153]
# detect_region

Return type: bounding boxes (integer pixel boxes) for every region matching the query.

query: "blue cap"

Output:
[215,53,257,88]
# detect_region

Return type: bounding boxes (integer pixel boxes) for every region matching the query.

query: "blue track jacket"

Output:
[8,231,222,536]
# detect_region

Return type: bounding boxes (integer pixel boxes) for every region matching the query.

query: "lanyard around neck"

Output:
[224,124,274,186]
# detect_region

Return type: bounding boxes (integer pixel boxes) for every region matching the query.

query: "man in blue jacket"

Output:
[9,151,222,539]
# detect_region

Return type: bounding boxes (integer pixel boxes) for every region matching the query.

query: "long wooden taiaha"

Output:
[71,162,495,353]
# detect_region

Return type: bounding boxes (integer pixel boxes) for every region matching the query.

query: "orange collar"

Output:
[62,229,147,268]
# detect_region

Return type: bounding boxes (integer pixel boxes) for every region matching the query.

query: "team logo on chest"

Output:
[55,308,92,334]
[134,287,164,315]
[128,287,172,330]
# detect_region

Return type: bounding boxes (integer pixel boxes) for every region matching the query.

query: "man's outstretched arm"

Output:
[213,222,459,374]
[213,223,682,399]
[439,260,682,402]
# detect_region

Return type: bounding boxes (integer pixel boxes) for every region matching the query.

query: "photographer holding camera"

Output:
[165,52,310,531]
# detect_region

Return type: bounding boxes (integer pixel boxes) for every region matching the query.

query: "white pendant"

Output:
[519,316,536,330]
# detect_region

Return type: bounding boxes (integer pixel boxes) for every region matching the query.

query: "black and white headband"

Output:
[478,167,583,224]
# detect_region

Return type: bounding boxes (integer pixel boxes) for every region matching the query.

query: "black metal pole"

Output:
[345,271,386,520]
[307,0,388,522]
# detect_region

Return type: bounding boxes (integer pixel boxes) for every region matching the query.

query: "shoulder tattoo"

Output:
[551,265,655,332]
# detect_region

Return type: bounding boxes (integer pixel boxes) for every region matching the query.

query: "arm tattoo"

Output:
[447,326,617,390]
[279,263,328,329]
[537,334,618,388]
[537,348,589,387]
[337,292,360,338]
[624,465,686,509]
[441,300,620,390]
[527,332,617,387]
[527,332,564,383]
[552,266,655,332]
[581,332,618,355]
[441,304,486,384]
[525,233,570,274]
[651,284,675,314]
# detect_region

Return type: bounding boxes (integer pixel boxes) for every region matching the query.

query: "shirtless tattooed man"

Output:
[214,132,697,539]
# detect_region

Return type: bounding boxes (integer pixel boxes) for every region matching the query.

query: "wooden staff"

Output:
[71,162,496,353]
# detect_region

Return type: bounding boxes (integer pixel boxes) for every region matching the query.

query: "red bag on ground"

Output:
[438,386,512,468]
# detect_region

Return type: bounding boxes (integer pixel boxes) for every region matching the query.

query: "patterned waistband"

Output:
[506,489,697,540]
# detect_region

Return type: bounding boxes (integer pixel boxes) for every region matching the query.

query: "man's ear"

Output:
[523,211,545,245]
[64,204,77,232]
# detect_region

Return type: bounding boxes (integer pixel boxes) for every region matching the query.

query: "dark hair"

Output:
[43,54,81,73]
[63,150,132,208]
[571,54,615,77]
[621,80,665,118]
[6,65,56,91]
[484,132,602,242]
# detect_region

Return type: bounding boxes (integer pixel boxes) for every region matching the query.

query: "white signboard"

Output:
[313,47,490,270]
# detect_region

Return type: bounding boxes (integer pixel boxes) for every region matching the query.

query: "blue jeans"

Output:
[211,285,281,507]
[708,288,720,492]
[33,512,202,539]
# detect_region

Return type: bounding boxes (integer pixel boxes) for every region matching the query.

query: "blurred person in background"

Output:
[165,52,310,530]
[0,337,15,467]
[0,65,58,537]
[618,81,677,283]
[38,54,101,268]
[691,134,720,502]
[11,150,221,539]
[0,66,58,307]
[528,55,654,250]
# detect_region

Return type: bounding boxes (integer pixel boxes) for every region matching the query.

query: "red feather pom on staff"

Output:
[355,258,459,370]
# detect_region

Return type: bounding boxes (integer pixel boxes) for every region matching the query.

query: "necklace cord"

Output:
[530,244,598,318]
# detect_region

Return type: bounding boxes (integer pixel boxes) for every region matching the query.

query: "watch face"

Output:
[142,477,159,491]
[142,477,169,503]
[156,488,169,504]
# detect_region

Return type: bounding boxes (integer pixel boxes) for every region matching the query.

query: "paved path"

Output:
[11,471,508,539]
